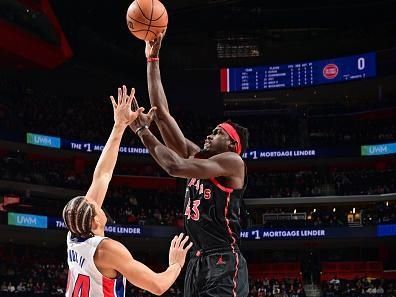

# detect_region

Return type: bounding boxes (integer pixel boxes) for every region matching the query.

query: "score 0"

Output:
[357,57,365,70]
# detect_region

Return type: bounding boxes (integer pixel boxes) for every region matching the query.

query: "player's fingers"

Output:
[133,96,140,109]
[110,96,117,109]
[147,107,157,121]
[136,107,145,115]
[129,87,135,100]
[117,88,122,104]
[126,95,132,106]
[158,32,164,43]
[180,235,189,249]
[185,242,193,252]
[175,233,184,248]
[133,98,143,114]
[122,85,128,103]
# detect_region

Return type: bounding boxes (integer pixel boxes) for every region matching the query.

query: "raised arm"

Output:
[145,34,200,158]
[95,233,192,296]
[85,86,143,208]
[130,123,244,186]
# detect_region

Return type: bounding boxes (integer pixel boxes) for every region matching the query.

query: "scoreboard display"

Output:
[220,52,376,93]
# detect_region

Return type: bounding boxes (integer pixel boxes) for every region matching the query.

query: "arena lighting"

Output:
[313,208,317,213]
[293,209,297,214]
[353,208,356,214]
[386,201,389,206]
[333,208,336,212]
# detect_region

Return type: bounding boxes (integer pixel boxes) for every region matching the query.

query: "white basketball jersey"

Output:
[65,232,126,297]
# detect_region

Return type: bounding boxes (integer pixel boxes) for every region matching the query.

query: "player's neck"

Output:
[195,150,215,159]
[92,228,105,237]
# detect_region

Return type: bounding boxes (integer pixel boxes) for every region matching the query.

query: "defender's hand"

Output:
[129,97,157,134]
[110,86,144,127]
[168,233,193,269]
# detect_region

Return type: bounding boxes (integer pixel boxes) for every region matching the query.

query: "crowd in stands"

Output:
[6,248,396,297]
[361,202,396,226]
[0,244,307,297]
[245,168,396,198]
[0,245,68,296]
[1,147,396,228]
[2,183,395,228]
[322,277,396,297]
[0,186,185,227]
[0,244,182,297]
[2,151,396,199]
[102,188,184,227]
[249,278,306,297]
[253,202,396,228]
[1,78,396,149]
[0,244,310,297]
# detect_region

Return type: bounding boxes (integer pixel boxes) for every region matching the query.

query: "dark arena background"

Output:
[1,0,396,296]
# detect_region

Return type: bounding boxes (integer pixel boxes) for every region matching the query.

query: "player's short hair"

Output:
[62,196,95,238]
[225,119,249,155]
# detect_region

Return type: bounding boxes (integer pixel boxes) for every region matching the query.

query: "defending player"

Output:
[128,33,250,297]
[62,86,192,297]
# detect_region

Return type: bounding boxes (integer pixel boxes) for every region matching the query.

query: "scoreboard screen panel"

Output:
[220,52,376,93]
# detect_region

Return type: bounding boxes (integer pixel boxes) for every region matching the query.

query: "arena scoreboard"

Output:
[220,52,376,92]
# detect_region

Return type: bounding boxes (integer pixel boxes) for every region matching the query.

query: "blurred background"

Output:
[1,0,396,296]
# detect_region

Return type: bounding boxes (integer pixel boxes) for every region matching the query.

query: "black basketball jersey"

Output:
[183,176,246,251]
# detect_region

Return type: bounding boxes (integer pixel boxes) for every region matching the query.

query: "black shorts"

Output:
[184,247,249,297]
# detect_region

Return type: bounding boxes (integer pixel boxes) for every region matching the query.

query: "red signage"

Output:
[323,64,339,79]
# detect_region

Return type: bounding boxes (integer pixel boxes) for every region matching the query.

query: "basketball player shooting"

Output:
[62,86,192,297]
[129,33,250,297]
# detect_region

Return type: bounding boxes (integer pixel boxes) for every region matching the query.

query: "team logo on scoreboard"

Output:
[323,64,339,79]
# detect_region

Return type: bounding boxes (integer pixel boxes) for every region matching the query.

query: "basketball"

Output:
[126,0,168,41]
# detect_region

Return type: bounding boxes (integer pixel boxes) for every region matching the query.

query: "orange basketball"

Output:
[126,0,168,41]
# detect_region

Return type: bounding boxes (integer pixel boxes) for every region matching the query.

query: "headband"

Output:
[218,123,242,155]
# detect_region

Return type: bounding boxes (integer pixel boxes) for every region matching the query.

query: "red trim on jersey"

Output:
[224,192,239,297]
[232,250,239,297]
[102,277,116,297]
[210,177,233,193]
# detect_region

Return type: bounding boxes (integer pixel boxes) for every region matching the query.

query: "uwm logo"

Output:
[34,135,52,146]
[17,215,37,225]
[369,145,388,154]
[9,213,47,228]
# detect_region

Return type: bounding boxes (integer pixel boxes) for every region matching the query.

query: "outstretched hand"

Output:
[145,30,166,58]
[168,233,193,269]
[110,85,144,128]
[129,96,157,134]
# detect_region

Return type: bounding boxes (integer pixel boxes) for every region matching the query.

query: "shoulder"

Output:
[98,238,133,259]
[96,238,125,254]
[95,238,132,269]
[210,152,244,166]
